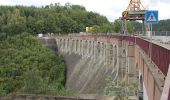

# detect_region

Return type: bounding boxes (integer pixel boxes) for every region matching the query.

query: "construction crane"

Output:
[122,0,146,20]
[121,0,147,35]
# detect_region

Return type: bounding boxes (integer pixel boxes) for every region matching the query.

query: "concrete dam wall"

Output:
[64,53,116,94]
[38,35,167,100]
[40,37,120,95]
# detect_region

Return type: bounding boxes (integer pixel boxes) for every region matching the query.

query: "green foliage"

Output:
[127,21,133,34]
[113,20,121,33]
[153,19,170,31]
[0,33,66,96]
[132,19,170,32]
[104,77,138,99]
[100,23,114,33]
[92,25,101,33]
[0,4,110,34]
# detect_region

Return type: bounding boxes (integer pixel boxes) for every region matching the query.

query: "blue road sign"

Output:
[146,10,158,24]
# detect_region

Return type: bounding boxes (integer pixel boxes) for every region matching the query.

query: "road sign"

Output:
[146,10,158,23]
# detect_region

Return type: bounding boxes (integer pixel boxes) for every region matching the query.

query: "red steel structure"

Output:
[122,35,169,76]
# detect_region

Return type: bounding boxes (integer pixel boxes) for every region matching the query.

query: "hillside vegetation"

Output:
[0,33,66,95]
[0,3,137,96]
[132,19,170,32]
[0,3,116,34]
[0,3,120,96]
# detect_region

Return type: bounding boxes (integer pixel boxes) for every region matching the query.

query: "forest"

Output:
[132,19,170,33]
[0,32,68,95]
[0,3,118,96]
[0,3,118,35]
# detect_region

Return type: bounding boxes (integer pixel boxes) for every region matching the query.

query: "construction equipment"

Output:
[120,0,147,35]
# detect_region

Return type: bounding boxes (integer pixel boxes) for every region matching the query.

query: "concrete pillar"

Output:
[104,43,107,65]
[55,39,59,51]
[70,40,72,53]
[63,39,66,52]
[69,39,72,54]
[68,39,71,54]
[109,43,113,65]
[114,45,117,67]
[85,40,89,57]
[81,40,85,56]
[64,39,66,53]
[127,42,135,83]
[92,41,95,58]
[93,41,97,60]
[68,39,70,53]
[75,40,78,54]
[61,39,64,52]
[74,40,76,53]
[65,39,67,53]
[84,41,88,57]
[101,43,105,61]
[87,41,90,57]
[58,39,61,52]
[97,42,100,59]
[89,40,93,57]
[59,39,62,51]
[105,43,110,66]
[99,42,102,59]
[117,40,123,80]
[66,39,68,53]
[88,41,91,57]
[71,40,74,53]
[78,40,81,55]
[76,40,78,54]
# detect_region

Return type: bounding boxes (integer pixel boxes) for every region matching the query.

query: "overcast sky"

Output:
[0,0,170,22]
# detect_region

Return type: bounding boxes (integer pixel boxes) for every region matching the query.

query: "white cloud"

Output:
[0,0,15,5]
[0,0,170,21]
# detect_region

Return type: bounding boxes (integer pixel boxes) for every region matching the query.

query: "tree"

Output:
[35,19,45,34]
[127,21,133,34]
[92,25,100,33]
[0,33,66,95]
[113,20,121,33]
[0,4,112,34]
[4,9,26,35]
[100,23,113,33]
[104,77,138,100]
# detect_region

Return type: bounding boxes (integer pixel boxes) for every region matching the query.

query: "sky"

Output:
[0,0,170,22]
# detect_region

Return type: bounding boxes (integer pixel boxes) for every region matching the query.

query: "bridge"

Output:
[40,34,170,100]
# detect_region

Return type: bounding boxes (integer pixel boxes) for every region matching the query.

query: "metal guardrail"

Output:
[121,35,170,76]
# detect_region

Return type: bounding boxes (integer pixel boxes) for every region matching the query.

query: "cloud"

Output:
[161,0,170,3]
[0,0,170,21]
[0,0,15,5]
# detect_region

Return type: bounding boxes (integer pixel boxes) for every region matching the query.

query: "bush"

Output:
[0,32,66,95]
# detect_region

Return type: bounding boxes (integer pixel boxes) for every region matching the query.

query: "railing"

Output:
[135,37,150,55]
[122,36,170,76]
[151,43,170,76]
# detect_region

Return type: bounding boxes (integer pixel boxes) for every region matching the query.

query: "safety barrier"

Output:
[122,36,170,76]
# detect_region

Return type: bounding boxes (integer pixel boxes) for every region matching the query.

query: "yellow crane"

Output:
[121,0,147,35]
[122,0,146,20]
